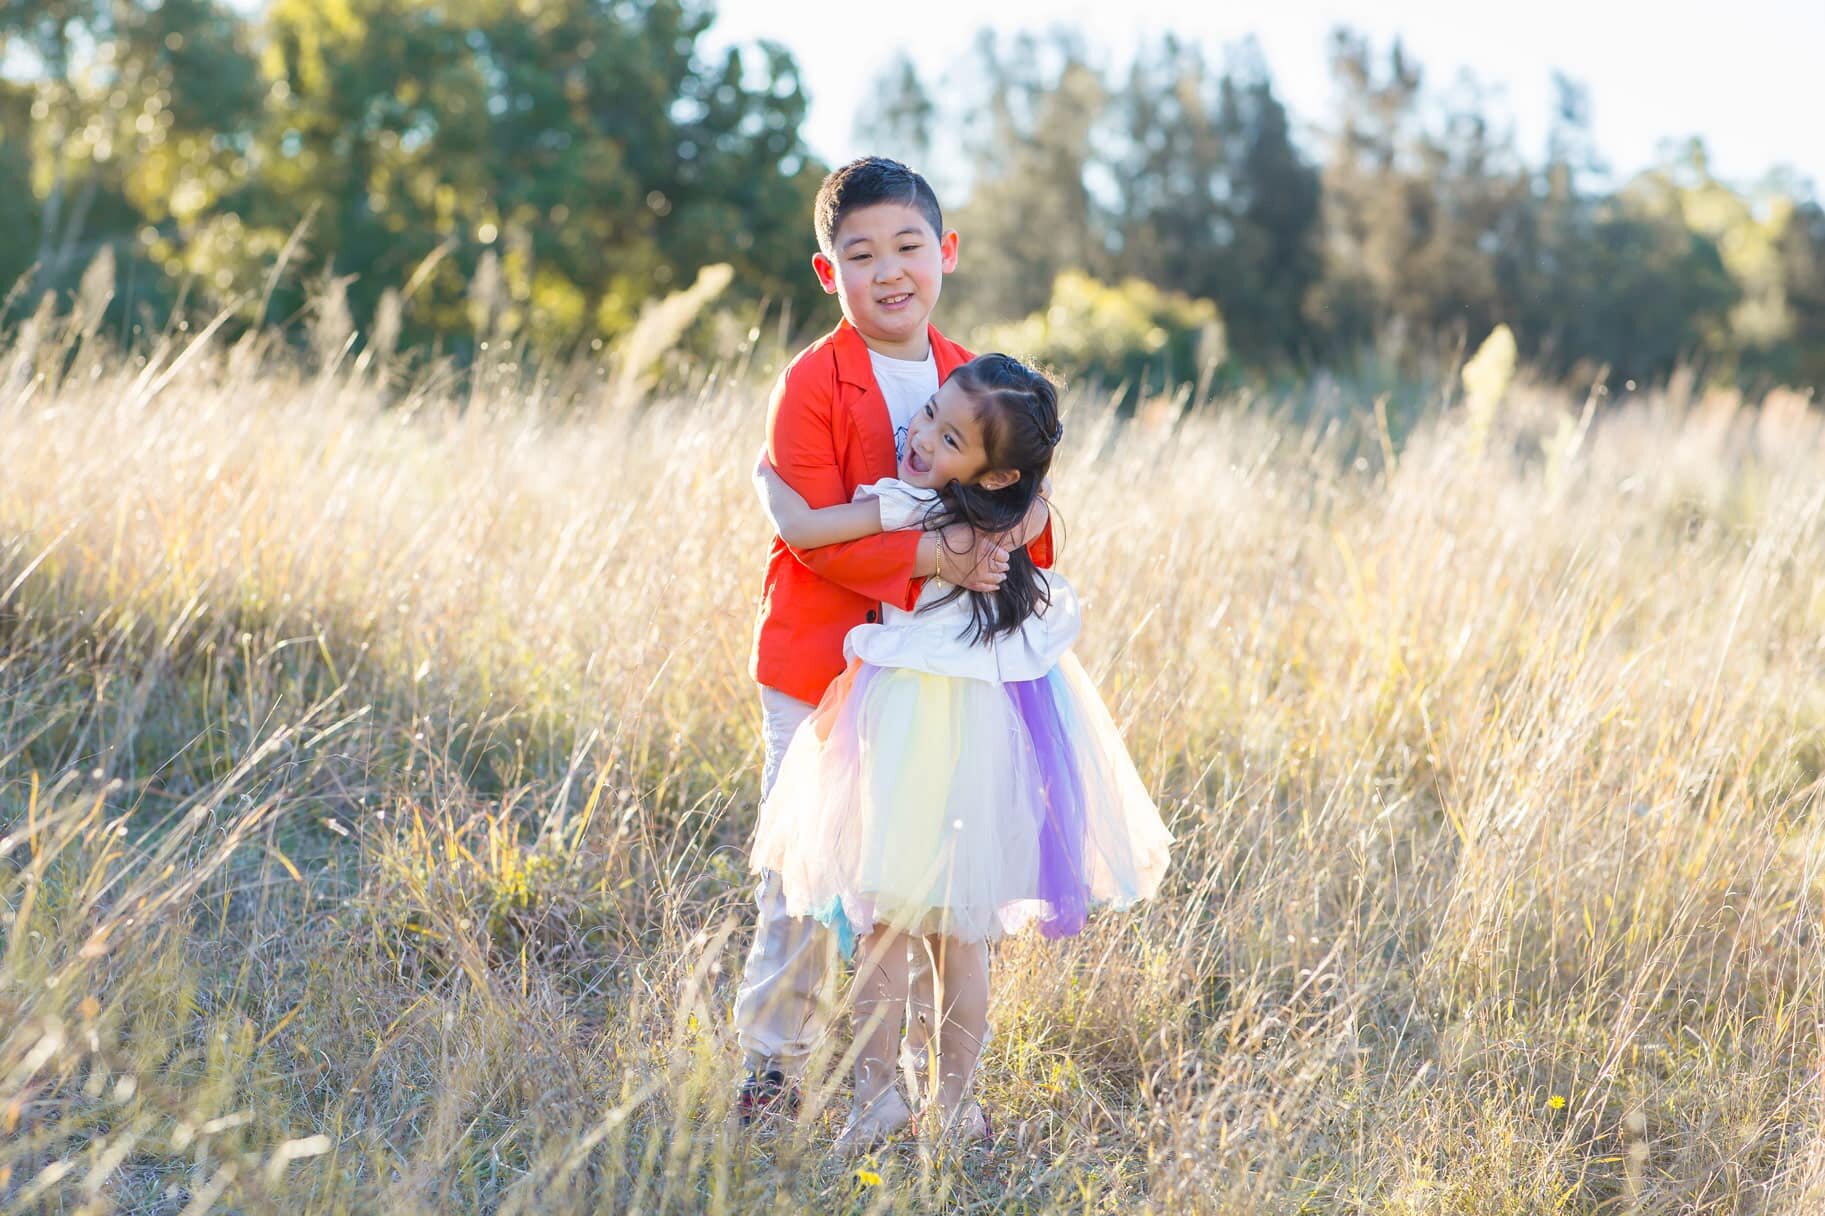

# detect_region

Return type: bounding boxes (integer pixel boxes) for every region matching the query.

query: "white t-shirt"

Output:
[868,347,939,464]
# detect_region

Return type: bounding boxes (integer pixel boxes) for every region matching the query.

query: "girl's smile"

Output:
[899,378,993,489]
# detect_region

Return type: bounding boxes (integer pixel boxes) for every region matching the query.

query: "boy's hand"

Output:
[937,524,1010,592]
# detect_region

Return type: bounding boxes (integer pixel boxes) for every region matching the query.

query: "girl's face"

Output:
[899,379,1018,492]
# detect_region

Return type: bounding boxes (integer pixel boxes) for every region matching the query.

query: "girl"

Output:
[749,354,1171,1150]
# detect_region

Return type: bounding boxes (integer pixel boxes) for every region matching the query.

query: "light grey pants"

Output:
[733,686,941,1082]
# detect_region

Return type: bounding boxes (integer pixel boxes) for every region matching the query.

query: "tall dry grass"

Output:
[2,291,1823,1213]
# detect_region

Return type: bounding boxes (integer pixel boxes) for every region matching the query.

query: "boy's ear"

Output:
[939,229,959,274]
[811,251,838,294]
[978,467,1019,491]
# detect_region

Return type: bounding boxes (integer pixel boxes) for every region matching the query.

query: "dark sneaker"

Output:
[737,1068,800,1127]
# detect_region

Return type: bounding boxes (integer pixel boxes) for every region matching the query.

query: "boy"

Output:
[734,157,1054,1123]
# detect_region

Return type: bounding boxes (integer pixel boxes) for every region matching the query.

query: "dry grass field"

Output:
[3,290,1825,1213]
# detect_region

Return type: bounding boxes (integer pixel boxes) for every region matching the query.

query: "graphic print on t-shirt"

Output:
[869,348,938,473]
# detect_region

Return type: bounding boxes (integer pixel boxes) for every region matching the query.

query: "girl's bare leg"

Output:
[926,934,990,1137]
[901,939,936,1106]
[836,926,913,1151]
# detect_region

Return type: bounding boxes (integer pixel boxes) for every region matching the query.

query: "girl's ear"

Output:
[977,468,1021,492]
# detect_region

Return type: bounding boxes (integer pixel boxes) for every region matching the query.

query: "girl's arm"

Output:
[753,452,884,548]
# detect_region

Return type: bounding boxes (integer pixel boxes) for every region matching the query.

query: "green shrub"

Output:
[974,271,1226,398]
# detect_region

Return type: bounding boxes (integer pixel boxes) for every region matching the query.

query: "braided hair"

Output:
[927,354,1065,642]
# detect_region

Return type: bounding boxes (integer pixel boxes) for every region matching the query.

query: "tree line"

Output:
[889,30,1825,389]
[2,0,821,359]
[4,4,1822,388]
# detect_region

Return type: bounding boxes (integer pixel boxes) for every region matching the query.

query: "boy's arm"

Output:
[752,450,885,548]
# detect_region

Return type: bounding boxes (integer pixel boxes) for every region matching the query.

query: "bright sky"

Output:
[706,0,1825,195]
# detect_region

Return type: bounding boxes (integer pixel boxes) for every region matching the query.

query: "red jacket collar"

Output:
[831,317,971,388]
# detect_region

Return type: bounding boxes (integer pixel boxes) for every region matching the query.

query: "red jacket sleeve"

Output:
[768,364,925,609]
[1028,514,1055,569]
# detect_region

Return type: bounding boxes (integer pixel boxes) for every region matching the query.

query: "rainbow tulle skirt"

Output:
[751,654,1172,948]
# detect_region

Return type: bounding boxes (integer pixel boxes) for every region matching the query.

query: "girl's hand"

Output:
[932,525,1010,591]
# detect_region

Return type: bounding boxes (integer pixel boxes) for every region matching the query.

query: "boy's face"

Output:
[812,202,959,358]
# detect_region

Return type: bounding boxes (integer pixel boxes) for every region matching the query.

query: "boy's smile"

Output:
[813,201,959,361]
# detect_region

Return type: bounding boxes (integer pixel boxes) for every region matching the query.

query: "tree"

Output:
[0,78,40,295]
[0,0,105,287]
[1301,32,1745,384]
[852,52,935,172]
[0,0,261,314]
[249,0,820,350]
[1111,36,1319,362]
[1570,197,1739,381]
[1309,30,1545,355]
[1775,197,1825,388]
[1627,141,1800,378]
[1406,73,1533,341]
[946,29,1107,326]
[1306,28,1427,347]
[1496,74,1600,372]
[650,40,822,332]
[102,0,264,319]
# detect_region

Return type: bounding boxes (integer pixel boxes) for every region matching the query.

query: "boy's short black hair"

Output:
[813,157,945,254]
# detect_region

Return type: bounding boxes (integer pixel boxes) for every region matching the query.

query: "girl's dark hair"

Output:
[926,354,1065,642]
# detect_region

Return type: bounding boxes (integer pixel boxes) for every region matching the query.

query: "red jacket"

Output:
[750,320,1054,704]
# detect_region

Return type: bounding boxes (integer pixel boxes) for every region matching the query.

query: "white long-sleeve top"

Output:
[842,478,1081,684]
